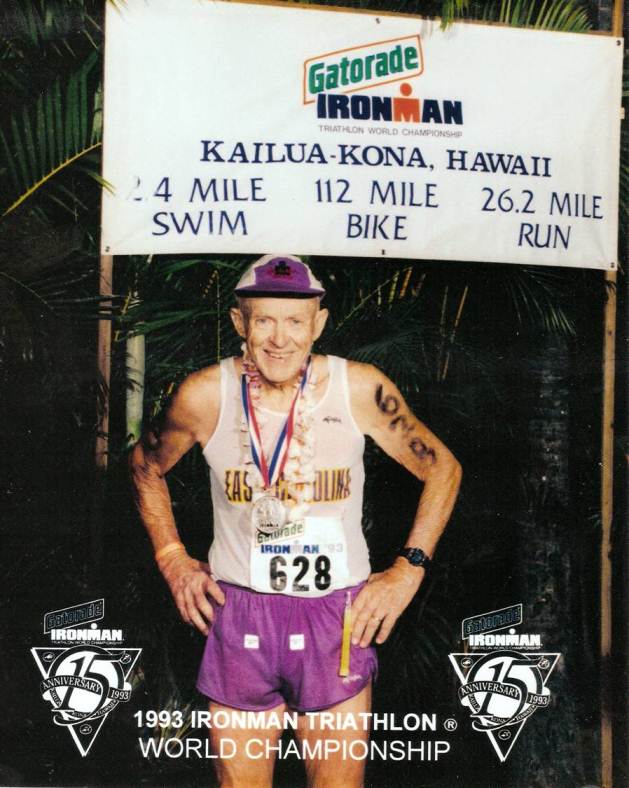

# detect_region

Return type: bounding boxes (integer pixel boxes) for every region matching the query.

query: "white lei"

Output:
[240,346,317,522]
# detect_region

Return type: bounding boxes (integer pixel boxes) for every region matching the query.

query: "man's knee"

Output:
[295,683,372,788]
[208,702,286,788]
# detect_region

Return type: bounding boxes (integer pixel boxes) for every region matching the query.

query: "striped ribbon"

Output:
[241,359,311,490]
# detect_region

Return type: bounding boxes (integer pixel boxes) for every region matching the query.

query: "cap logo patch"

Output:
[273,260,292,277]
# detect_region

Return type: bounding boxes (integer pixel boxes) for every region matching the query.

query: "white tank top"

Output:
[203,355,371,594]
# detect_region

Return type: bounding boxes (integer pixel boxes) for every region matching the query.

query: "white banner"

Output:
[101,0,623,269]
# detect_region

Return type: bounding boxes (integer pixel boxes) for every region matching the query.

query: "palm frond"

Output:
[0,50,101,217]
[439,0,470,26]
[1,0,101,55]
[498,267,577,334]
[458,0,592,31]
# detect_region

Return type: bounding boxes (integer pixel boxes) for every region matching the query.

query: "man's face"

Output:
[231,297,328,385]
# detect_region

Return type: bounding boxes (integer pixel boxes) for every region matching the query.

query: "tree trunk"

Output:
[509,332,586,786]
[126,331,145,446]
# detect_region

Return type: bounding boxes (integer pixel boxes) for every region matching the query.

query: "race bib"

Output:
[250,516,349,596]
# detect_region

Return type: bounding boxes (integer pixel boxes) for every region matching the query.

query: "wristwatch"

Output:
[398,547,432,570]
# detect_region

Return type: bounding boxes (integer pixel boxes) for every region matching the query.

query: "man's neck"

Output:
[256,373,302,409]
[240,355,323,411]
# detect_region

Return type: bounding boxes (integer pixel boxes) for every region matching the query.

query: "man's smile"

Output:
[264,350,295,361]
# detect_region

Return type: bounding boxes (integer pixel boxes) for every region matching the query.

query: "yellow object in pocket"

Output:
[339,590,352,677]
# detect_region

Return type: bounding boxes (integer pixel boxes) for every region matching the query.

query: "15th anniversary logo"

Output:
[449,604,560,762]
[31,599,141,756]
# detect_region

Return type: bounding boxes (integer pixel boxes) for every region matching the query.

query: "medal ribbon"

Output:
[241,359,311,490]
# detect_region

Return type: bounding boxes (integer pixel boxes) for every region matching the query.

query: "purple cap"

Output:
[234,255,325,298]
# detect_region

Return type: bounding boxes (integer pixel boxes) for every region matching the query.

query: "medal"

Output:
[241,359,312,525]
[251,493,286,533]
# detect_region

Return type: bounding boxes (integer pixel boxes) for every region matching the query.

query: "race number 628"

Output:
[269,555,331,592]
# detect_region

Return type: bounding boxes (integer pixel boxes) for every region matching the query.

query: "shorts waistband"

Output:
[216,581,366,600]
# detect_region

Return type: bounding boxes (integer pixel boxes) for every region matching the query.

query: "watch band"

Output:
[398,547,432,570]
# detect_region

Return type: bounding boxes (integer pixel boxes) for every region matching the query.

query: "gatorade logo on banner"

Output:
[303,36,424,102]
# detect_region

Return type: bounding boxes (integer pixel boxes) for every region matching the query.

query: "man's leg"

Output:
[295,683,371,788]
[209,701,286,788]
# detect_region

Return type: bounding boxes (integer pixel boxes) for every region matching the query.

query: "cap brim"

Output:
[235,287,325,298]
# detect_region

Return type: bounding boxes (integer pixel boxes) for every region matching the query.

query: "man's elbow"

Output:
[128,443,142,474]
[128,442,157,488]
[435,449,462,492]
[449,455,463,492]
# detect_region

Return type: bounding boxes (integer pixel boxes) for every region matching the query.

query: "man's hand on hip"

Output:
[351,560,424,648]
[159,553,225,636]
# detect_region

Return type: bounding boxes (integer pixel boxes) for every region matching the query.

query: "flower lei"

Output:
[240,345,317,522]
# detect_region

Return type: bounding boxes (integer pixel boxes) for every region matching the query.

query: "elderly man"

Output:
[130,254,461,787]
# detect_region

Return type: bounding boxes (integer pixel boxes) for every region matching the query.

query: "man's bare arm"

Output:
[129,367,225,634]
[348,362,462,647]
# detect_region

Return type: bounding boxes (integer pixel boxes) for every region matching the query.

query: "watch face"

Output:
[402,548,429,567]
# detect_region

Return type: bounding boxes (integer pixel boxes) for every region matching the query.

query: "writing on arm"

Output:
[348,362,461,646]
[374,382,437,467]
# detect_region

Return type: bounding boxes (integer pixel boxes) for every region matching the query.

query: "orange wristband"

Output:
[155,542,186,563]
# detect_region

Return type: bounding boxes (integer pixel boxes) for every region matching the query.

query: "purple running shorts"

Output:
[196,582,377,712]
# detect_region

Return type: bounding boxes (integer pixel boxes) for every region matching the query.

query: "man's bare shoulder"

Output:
[166,363,223,445]
[174,363,220,406]
[345,361,393,434]
[179,362,221,392]
[346,360,388,394]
